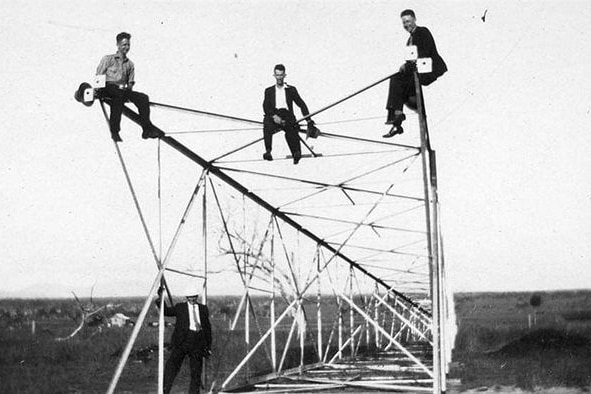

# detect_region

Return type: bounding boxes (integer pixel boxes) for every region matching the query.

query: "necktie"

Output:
[192,304,202,332]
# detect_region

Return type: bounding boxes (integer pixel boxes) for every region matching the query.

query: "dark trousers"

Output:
[100,84,152,134]
[163,333,204,394]
[386,70,437,112]
[263,109,301,156]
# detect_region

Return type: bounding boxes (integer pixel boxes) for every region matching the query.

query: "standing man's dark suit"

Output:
[156,290,212,394]
[384,10,447,137]
[262,64,315,164]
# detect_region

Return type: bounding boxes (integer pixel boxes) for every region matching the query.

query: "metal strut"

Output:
[116,103,431,316]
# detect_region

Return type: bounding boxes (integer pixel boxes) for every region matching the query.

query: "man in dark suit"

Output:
[262,64,316,164]
[383,9,447,138]
[156,287,212,394]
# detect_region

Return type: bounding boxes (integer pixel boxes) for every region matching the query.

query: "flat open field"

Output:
[449,290,591,393]
[1,291,591,393]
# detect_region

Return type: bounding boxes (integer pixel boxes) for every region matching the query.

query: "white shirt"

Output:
[187,302,201,332]
[275,84,288,109]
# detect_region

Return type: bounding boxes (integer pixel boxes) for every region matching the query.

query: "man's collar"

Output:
[275,83,289,88]
[114,52,129,62]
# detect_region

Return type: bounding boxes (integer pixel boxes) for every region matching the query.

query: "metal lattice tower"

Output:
[80,67,456,393]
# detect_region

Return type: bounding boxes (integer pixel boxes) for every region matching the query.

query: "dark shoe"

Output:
[263,152,273,161]
[143,125,162,139]
[148,129,163,139]
[111,132,122,142]
[382,125,404,138]
[293,151,301,165]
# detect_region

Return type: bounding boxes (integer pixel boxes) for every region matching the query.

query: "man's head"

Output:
[400,9,417,33]
[186,294,200,304]
[273,64,286,86]
[116,32,131,56]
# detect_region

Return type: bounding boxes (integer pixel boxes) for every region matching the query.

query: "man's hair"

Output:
[400,9,416,19]
[116,32,131,43]
[274,64,286,73]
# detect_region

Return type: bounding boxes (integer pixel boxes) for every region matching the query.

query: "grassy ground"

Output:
[451,290,591,392]
[1,291,591,392]
[0,296,351,393]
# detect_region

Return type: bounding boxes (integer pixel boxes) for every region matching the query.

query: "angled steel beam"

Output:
[150,101,263,125]
[336,289,433,378]
[118,104,429,315]
[295,72,397,123]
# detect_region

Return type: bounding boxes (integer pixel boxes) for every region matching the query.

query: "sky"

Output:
[1,0,591,298]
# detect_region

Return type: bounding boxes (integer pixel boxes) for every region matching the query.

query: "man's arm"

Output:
[291,87,316,126]
[202,305,212,349]
[263,87,275,117]
[155,288,177,317]
[96,55,111,76]
[415,27,436,59]
[399,27,437,73]
[291,87,310,117]
[127,62,135,90]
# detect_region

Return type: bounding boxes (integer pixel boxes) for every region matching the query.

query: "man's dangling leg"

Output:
[262,117,275,161]
[128,90,156,138]
[188,352,204,394]
[283,114,301,164]
[386,72,408,123]
[163,347,186,394]
[102,85,125,141]
[384,71,413,137]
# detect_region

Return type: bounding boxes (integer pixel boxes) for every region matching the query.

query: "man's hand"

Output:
[272,114,283,125]
[400,60,417,74]
[306,120,320,139]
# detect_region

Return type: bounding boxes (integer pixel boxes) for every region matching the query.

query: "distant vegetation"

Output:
[2,291,591,392]
[452,290,591,391]
[0,295,365,392]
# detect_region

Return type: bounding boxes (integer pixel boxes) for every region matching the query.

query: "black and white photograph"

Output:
[1,1,591,392]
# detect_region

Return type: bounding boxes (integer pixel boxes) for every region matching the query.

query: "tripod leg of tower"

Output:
[413,69,447,393]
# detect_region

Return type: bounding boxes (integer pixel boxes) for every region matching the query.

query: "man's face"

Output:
[401,15,416,33]
[186,295,199,304]
[274,69,286,86]
[117,38,131,56]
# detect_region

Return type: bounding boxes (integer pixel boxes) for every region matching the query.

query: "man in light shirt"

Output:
[156,286,212,394]
[262,64,316,164]
[96,32,159,142]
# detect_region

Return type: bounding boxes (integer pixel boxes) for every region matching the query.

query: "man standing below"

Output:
[383,10,447,138]
[156,286,212,394]
[263,64,316,164]
[96,32,159,142]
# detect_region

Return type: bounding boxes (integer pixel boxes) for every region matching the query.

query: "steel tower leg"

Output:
[413,68,445,393]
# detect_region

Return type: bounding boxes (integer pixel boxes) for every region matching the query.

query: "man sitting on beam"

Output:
[384,9,447,138]
[262,64,316,164]
[96,32,160,142]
